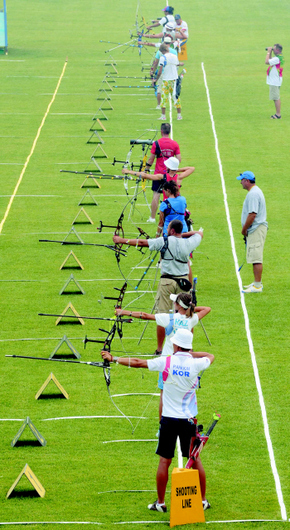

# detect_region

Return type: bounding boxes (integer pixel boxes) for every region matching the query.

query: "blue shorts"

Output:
[152,180,163,193]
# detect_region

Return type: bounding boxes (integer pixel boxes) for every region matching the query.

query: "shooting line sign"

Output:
[170,468,205,526]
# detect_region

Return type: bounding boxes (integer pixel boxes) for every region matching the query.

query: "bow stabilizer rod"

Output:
[5,354,109,368]
[38,240,127,257]
[38,313,133,323]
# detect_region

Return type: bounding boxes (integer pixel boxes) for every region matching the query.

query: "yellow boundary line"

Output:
[0,58,68,235]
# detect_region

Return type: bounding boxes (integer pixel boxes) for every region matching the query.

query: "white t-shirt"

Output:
[159,14,176,33]
[267,57,283,86]
[159,52,179,81]
[155,312,199,356]
[147,352,210,418]
[175,20,189,38]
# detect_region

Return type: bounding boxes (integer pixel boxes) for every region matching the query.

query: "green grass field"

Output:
[0,1,289,529]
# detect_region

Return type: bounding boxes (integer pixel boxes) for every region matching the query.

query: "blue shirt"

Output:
[160,195,187,235]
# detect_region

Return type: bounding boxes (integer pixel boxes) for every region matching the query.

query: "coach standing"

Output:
[237,171,268,293]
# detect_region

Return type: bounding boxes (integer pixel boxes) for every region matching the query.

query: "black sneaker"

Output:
[202,499,211,511]
[148,500,167,513]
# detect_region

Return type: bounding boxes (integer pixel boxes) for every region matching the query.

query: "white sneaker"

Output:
[156,105,161,110]
[148,500,167,513]
[202,499,211,511]
[146,217,156,223]
[243,282,254,289]
[177,115,183,120]
[157,115,166,120]
[242,284,263,293]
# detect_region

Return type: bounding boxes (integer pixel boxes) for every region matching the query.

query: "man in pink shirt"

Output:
[265,44,284,119]
[145,122,181,223]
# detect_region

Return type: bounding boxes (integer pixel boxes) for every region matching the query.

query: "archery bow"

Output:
[84,283,135,431]
[98,189,152,286]
[112,133,155,196]
[192,277,211,346]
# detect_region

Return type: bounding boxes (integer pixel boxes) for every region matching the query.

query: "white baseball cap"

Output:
[164,157,179,170]
[170,329,193,349]
[170,293,191,309]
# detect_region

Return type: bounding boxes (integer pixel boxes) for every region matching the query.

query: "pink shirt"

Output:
[162,173,180,200]
[151,137,181,174]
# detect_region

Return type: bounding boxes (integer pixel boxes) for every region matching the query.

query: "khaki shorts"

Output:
[269,85,280,101]
[157,75,163,95]
[155,276,189,313]
[246,225,267,264]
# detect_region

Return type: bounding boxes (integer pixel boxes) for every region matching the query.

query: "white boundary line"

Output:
[0,416,147,422]
[0,59,68,235]
[0,516,284,526]
[201,61,287,522]
[103,439,156,444]
[42,415,147,422]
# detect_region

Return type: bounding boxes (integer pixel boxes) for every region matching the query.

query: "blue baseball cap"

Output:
[237,171,255,182]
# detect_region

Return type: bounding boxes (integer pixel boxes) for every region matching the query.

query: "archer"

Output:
[115,291,211,417]
[101,328,214,512]
[113,219,203,355]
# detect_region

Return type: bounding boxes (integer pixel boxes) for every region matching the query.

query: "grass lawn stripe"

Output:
[0,59,68,235]
[201,61,287,522]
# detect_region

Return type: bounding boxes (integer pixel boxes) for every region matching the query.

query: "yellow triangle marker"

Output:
[6,464,45,498]
[81,174,102,187]
[35,373,69,400]
[60,250,84,270]
[55,302,85,325]
[72,207,94,225]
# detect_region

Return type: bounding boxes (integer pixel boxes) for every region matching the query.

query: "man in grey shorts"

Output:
[237,171,268,293]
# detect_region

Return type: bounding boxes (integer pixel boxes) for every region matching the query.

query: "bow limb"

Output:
[122,146,134,195]
[101,320,134,432]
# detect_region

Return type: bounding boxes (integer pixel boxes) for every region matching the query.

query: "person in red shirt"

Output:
[144,123,181,223]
